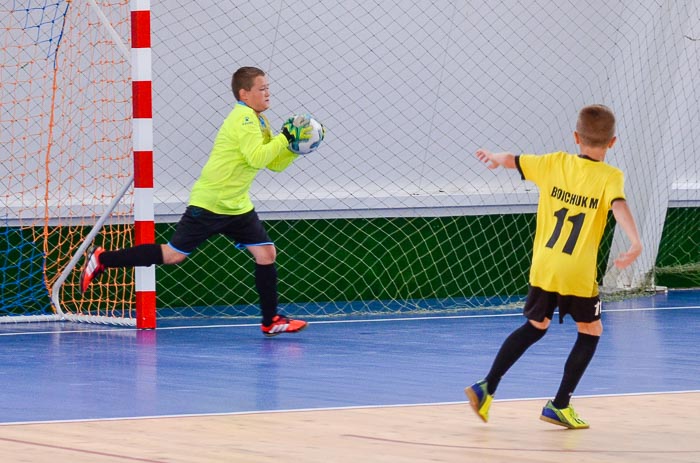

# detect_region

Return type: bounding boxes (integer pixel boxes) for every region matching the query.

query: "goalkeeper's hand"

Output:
[281,114,313,144]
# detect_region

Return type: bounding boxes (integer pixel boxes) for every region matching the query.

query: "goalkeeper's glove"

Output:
[281,114,313,144]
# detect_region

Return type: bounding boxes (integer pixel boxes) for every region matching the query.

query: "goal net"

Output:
[1,0,136,323]
[2,1,698,324]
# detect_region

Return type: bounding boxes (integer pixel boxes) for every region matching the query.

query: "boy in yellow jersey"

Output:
[465,104,642,428]
[80,66,313,337]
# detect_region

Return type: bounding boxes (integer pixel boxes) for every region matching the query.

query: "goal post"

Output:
[130,0,156,329]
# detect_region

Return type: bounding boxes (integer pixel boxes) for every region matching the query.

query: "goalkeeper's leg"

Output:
[80,243,169,293]
[80,206,213,292]
[248,244,307,336]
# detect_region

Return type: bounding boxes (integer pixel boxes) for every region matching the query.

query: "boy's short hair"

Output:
[231,66,265,100]
[576,104,616,147]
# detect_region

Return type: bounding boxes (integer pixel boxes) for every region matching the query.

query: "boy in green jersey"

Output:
[81,67,312,337]
[465,105,642,428]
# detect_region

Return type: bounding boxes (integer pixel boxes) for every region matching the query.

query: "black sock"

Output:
[484,321,547,395]
[100,244,164,268]
[553,332,600,409]
[255,263,278,326]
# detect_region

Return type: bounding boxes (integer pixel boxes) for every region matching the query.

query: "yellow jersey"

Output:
[188,102,297,215]
[516,152,626,297]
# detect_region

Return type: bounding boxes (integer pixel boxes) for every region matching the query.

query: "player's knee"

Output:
[249,245,276,265]
[529,318,550,330]
[254,255,275,265]
[577,320,603,336]
[162,246,187,265]
[168,253,187,265]
[266,247,277,263]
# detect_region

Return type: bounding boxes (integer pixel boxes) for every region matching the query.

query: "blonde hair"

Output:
[576,104,616,147]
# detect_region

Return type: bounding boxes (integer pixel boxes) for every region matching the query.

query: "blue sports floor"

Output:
[0,289,698,425]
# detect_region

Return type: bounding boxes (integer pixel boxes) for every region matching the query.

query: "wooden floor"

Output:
[1,293,697,462]
[0,392,697,462]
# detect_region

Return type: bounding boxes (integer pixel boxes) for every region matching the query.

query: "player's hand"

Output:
[281,114,312,143]
[475,148,499,169]
[475,149,516,169]
[291,114,311,128]
[298,125,313,141]
[613,243,642,269]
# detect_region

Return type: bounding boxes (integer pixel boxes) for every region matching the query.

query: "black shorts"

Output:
[167,206,272,255]
[523,285,602,324]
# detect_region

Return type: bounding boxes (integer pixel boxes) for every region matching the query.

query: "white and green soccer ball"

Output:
[290,117,325,155]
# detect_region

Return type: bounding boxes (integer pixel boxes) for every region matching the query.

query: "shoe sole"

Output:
[464,387,488,423]
[79,267,94,294]
[539,414,589,429]
[262,322,308,338]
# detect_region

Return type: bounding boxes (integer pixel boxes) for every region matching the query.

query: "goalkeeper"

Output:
[80,66,311,337]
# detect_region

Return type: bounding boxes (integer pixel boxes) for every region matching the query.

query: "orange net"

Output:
[1,1,136,321]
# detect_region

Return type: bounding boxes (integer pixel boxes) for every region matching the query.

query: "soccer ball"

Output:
[289,116,325,155]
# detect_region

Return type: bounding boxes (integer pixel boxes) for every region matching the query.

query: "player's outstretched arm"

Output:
[611,199,643,269]
[475,149,516,169]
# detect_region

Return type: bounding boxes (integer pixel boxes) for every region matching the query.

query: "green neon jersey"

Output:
[188,102,297,215]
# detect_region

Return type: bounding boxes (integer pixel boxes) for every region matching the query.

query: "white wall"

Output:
[3,1,698,225]
[149,0,699,220]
